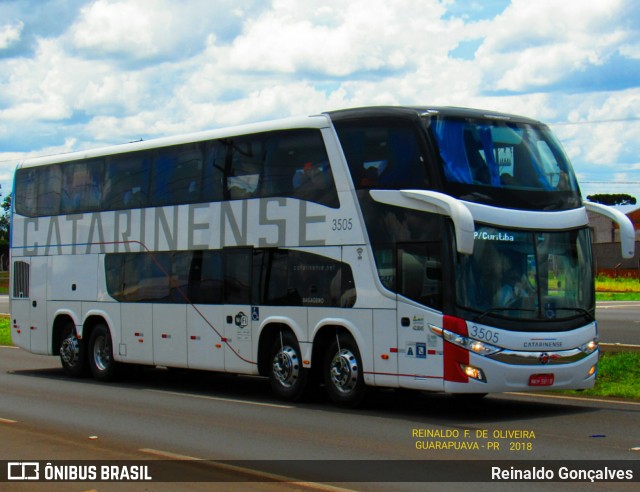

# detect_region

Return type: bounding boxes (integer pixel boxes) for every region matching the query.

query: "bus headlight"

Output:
[434,327,502,357]
[579,339,598,355]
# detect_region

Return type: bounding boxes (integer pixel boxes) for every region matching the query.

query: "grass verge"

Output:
[0,271,7,295]
[0,314,10,346]
[596,291,640,301]
[557,352,640,400]
[595,275,640,301]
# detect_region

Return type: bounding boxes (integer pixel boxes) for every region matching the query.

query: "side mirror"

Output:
[370,189,475,255]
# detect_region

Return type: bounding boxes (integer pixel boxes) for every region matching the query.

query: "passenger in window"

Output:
[62,166,101,212]
[293,161,329,201]
[556,171,570,191]
[494,255,534,307]
[123,187,144,207]
[357,160,388,187]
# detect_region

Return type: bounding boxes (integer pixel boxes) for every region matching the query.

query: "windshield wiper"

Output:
[474,307,536,323]
[550,307,595,322]
[474,306,595,323]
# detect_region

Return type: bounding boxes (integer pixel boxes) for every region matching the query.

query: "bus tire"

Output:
[269,331,308,401]
[324,334,366,408]
[59,322,87,378]
[88,324,119,382]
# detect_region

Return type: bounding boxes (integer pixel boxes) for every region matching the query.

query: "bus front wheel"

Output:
[269,331,308,401]
[88,324,118,382]
[324,334,366,407]
[59,322,87,378]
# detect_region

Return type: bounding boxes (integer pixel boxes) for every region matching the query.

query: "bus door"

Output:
[11,257,49,354]
[222,248,255,374]
[396,243,444,391]
[186,250,226,372]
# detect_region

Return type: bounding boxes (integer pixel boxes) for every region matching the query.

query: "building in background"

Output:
[588,205,640,277]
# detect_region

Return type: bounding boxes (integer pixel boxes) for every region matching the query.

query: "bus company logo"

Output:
[8,462,40,480]
[523,339,562,349]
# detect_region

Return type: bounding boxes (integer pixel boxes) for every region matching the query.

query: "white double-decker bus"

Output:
[10,106,635,406]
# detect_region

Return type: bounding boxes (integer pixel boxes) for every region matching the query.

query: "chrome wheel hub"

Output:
[329,349,359,394]
[60,336,79,365]
[93,335,111,371]
[272,346,300,388]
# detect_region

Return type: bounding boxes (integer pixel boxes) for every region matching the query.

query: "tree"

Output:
[0,195,9,271]
[0,195,9,240]
[586,193,637,206]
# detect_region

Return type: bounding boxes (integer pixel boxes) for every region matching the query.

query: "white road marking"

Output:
[507,392,640,406]
[139,448,355,491]
[145,389,294,409]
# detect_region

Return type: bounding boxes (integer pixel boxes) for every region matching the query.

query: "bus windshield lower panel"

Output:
[455,226,594,326]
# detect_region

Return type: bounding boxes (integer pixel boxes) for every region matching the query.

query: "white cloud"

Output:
[0,21,23,49]
[476,0,635,91]
[70,0,191,61]
[223,0,453,77]
[551,89,640,171]
[0,0,639,201]
[68,0,258,64]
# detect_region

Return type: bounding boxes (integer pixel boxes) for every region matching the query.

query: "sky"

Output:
[1,0,639,203]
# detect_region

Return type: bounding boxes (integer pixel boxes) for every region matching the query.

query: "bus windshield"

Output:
[429,116,582,210]
[455,226,594,324]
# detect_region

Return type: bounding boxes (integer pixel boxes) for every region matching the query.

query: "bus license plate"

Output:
[529,374,554,386]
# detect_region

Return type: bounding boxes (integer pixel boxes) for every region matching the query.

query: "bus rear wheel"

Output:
[88,324,119,382]
[59,322,87,378]
[269,331,308,401]
[324,334,366,407]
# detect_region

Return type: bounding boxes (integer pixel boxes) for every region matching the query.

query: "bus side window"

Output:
[287,251,356,307]
[262,129,338,208]
[170,251,192,302]
[14,168,38,217]
[37,164,62,216]
[188,250,223,304]
[261,134,298,198]
[202,141,226,202]
[61,159,103,213]
[151,144,204,206]
[105,254,125,301]
[121,253,170,302]
[254,249,289,306]
[104,153,151,210]
[398,242,443,310]
[335,119,428,190]
[226,138,264,200]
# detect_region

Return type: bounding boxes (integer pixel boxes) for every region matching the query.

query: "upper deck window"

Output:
[14,128,339,218]
[430,116,582,210]
[333,118,430,190]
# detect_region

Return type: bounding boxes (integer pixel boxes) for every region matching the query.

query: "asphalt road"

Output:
[595,301,640,345]
[1,346,639,491]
